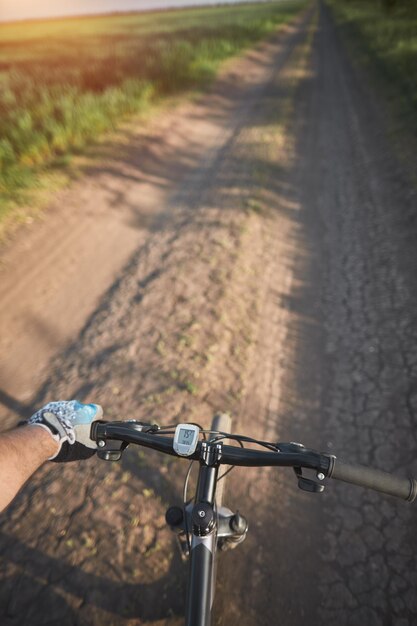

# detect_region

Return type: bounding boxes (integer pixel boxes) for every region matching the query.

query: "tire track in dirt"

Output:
[308,5,417,624]
[217,3,417,626]
[217,2,417,625]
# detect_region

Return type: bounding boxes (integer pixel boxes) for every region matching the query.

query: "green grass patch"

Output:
[0,1,306,220]
[326,0,417,125]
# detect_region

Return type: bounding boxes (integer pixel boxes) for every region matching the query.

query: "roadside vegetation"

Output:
[327,0,417,124]
[0,0,306,221]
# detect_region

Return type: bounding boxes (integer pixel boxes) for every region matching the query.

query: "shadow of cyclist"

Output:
[0,530,185,624]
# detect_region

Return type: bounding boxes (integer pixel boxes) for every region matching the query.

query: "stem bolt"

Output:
[317,472,325,481]
[98,440,106,448]
[192,504,214,535]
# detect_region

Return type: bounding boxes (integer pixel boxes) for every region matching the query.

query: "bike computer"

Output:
[173,424,200,457]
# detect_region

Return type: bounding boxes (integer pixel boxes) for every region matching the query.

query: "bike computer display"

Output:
[173,424,200,456]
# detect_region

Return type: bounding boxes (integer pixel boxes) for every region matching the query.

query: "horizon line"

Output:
[0,0,271,26]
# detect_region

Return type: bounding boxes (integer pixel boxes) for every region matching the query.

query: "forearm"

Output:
[0,425,58,513]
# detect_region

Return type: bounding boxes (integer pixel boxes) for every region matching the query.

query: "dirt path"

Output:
[301,5,417,623]
[0,11,305,427]
[216,3,417,625]
[0,6,315,625]
[1,2,417,625]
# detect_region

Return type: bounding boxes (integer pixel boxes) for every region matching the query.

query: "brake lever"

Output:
[97,440,129,462]
[293,466,325,494]
[92,420,160,461]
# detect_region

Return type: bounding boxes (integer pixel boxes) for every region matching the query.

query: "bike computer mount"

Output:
[173,424,200,457]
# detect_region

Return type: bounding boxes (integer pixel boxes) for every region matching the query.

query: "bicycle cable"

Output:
[183,461,194,553]
[216,437,244,481]
[208,431,279,453]
[151,425,279,453]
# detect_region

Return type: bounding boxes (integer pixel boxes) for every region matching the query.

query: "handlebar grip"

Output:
[329,458,417,502]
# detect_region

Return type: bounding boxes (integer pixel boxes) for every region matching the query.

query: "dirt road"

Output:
[1,2,417,625]
[0,13,302,424]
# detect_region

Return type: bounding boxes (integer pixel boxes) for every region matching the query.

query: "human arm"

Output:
[0,425,58,513]
[0,400,103,514]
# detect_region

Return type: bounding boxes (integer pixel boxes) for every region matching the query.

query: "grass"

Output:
[326,0,417,126]
[0,0,307,220]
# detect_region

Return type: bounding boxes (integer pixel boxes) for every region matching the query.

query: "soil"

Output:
[1,2,417,625]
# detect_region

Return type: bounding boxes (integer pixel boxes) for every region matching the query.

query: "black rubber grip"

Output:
[329,458,417,502]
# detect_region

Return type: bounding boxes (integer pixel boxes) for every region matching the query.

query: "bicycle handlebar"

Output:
[92,421,416,502]
[92,421,330,468]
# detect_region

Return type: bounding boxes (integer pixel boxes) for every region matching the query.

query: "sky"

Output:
[0,0,255,22]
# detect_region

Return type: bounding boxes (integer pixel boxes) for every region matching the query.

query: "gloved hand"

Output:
[25,400,103,462]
